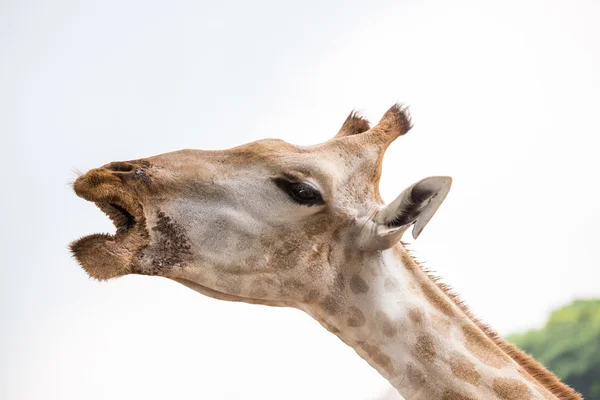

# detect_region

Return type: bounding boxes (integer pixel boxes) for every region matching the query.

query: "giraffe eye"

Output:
[273,178,324,206]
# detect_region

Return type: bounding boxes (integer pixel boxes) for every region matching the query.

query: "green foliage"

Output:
[508,299,600,400]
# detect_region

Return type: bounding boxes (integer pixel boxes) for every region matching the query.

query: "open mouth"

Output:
[97,201,138,233]
[70,175,149,281]
[78,194,147,240]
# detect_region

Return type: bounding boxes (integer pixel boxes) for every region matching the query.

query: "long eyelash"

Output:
[272,178,324,206]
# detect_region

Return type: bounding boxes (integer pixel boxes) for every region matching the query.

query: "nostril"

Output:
[105,162,135,173]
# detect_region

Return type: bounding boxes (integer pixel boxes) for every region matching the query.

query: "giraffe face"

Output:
[71,138,377,304]
[71,105,451,306]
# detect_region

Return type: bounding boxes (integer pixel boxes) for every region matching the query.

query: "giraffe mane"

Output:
[401,242,582,400]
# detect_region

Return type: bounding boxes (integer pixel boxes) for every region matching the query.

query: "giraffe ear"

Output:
[358,177,452,250]
[380,176,452,240]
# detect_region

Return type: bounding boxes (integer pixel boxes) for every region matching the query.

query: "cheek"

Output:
[137,196,332,296]
[135,205,193,276]
[148,199,269,269]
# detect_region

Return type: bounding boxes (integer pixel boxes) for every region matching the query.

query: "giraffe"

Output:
[71,104,582,400]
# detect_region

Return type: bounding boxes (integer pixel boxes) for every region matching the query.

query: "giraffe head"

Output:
[71,105,451,307]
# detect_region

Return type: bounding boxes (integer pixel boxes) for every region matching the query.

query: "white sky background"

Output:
[1,0,599,399]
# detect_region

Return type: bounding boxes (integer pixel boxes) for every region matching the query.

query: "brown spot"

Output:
[376,311,397,337]
[493,377,532,400]
[421,282,455,316]
[350,274,369,294]
[347,307,366,328]
[334,271,346,291]
[322,295,342,315]
[263,277,276,286]
[408,308,424,325]
[303,289,320,304]
[304,217,331,236]
[406,363,426,386]
[462,324,510,368]
[271,242,300,270]
[384,276,401,292]
[449,352,481,386]
[414,334,436,362]
[361,343,394,376]
[280,279,304,295]
[442,390,477,400]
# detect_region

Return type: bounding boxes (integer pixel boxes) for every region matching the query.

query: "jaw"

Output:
[70,174,149,280]
[170,277,291,308]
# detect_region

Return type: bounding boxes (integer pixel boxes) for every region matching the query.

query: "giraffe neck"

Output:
[304,245,559,400]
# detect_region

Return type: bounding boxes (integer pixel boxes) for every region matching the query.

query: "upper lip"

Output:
[72,170,147,236]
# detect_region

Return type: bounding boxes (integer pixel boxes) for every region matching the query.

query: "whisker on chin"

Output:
[67,168,85,187]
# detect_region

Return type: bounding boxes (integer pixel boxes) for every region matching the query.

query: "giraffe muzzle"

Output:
[70,166,149,281]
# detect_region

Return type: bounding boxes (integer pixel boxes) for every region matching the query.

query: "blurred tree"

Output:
[508,299,600,400]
